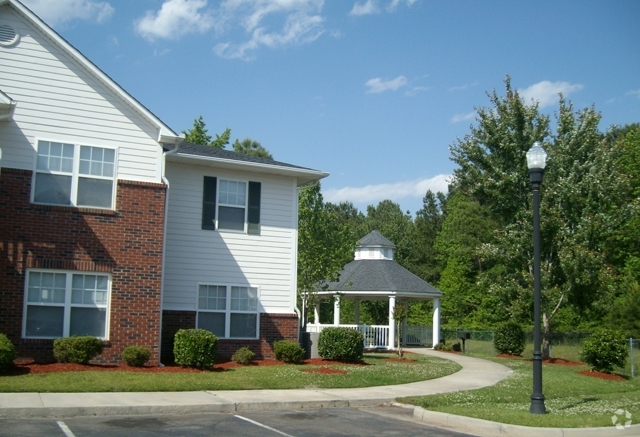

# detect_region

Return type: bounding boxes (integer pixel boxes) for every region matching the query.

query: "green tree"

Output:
[297,184,354,327]
[182,115,230,148]
[232,138,273,159]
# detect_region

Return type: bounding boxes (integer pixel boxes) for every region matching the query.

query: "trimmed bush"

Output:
[494,321,525,356]
[121,345,151,367]
[273,340,305,364]
[173,329,218,370]
[53,336,103,364]
[0,333,16,372]
[580,328,627,373]
[434,341,453,352]
[231,347,255,365]
[317,327,364,362]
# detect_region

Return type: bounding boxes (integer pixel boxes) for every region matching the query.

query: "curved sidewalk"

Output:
[0,348,510,418]
[1,349,637,436]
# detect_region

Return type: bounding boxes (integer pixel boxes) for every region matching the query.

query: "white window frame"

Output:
[196,283,260,339]
[22,269,111,339]
[217,178,248,232]
[31,139,118,210]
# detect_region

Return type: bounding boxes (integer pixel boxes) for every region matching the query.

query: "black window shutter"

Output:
[202,176,217,230]
[247,181,261,235]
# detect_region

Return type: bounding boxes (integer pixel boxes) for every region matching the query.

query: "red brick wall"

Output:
[161,310,299,361]
[0,169,166,364]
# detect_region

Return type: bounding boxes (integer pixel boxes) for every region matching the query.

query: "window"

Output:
[201,177,261,234]
[197,284,259,339]
[33,140,116,209]
[24,270,110,339]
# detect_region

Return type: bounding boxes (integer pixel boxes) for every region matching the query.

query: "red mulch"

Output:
[578,370,627,381]
[3,357,367,375]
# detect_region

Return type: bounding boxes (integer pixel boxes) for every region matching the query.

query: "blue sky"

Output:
[22,0,640,216]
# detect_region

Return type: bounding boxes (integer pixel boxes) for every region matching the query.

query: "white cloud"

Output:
[449,81,478,92]
[518,81,584,108]
[626,88,640,98]
[387,0,417,11]
[22,0,114,26]
[404,86,429,96]
[323,174,450,206]
[350,0,380,16]
[365,76,407,93]
[213,0,326,60]
[451,111,475,123]
[135,0,214,41]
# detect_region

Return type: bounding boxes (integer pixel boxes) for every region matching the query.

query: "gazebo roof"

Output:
[319,231,442,300]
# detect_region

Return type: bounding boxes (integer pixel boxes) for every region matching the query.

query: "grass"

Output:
[0,353,461,393]
[401,342,640,428]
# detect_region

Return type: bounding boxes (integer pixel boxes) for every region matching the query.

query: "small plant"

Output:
[580,328,627,373]
[231,346,255,365]
[273,340,305,364]
[121,345,151,367]
[494,321,525,356]
[452,342,461,352]
[0,333,16,372]
[53,336,103,364]
[173,329,218,370]
[317,327,364,362]
[434,341,453,351]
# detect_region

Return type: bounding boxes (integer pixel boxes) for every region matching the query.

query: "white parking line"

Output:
[235,415,296,437]
[56,421,76,437]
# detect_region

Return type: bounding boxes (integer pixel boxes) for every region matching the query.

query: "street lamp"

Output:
[527,142,547,414]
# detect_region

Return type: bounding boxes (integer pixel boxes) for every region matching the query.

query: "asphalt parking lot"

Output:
[0,406,476,437]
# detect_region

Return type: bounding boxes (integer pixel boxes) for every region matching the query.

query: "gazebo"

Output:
[306,230,442,349]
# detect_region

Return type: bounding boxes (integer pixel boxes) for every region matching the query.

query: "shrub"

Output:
[173,329,218,370]
[434,341,453,351]
[53,336,103,364]
[121,345,151,367]
[231,346,255,365]
[494,321,526,356]
[581,328,627,373]
[452,342,461,352]
[317,327,364,362]
[273,340,305,364]
[0,333,16,372]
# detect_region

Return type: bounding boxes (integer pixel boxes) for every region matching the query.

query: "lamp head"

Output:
[526,142,547,170]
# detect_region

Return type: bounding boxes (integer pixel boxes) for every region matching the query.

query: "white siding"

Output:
[163,162,298,314]
[0,7,162,182]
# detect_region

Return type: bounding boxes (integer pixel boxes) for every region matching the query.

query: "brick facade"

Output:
[161,310,299,362]
[0,169,166,364]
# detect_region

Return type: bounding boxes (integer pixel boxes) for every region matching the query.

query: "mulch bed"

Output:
[578,370,627,381]
[3,357,367,375]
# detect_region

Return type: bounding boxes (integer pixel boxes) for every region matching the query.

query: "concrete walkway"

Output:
[0,349,637,437]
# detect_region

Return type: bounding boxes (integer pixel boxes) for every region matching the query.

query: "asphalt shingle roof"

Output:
[171,141,318,171]
[357,230,396,248]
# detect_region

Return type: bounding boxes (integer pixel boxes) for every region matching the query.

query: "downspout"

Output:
[158,139,181,365]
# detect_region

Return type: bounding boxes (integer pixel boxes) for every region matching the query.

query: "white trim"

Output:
[217,178,248,233]
[290,178,299,313]
[195,283,260,340]
[22,269,112,340]
[30,139,118,210]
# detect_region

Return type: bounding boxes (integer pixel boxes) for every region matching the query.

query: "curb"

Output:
[410,405,640,437]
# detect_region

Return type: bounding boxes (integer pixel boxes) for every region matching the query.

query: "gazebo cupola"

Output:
[354,230,395,260]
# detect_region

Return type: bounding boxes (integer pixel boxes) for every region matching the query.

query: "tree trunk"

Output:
[542,294,564,359]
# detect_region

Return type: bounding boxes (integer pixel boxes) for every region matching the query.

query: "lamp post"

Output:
[527,142,547,414]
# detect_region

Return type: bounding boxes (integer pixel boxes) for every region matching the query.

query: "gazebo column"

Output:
[333,295,341,325]
[314,301,320,324]
[354,299,360,325]
[388,296,396,350]
[432,298,441,347]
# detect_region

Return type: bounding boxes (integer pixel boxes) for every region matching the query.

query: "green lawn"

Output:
[0,353,460,393]
[402,346,640,428]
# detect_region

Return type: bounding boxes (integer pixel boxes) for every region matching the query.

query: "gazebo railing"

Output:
[305,324,390,348]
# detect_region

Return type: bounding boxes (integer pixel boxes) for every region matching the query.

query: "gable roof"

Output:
[166,141,329,186]
[0,0,179,142]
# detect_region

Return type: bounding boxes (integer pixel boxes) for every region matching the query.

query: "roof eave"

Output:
[167,153,329,186]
